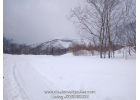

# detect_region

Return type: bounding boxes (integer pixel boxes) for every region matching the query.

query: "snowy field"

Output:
[3,51,136,100]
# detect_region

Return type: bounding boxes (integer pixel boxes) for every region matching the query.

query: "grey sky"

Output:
[3,0,81,45]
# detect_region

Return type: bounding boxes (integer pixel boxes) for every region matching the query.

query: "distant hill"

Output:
[28,37,94,55]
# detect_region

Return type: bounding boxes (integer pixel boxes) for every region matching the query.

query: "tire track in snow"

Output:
[12,65,30,100]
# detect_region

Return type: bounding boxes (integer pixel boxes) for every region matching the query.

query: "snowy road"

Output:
[3,53,136,100]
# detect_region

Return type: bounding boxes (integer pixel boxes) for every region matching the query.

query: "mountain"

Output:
[17,37,95,55]
[3,36,95,55]
[40,38,74,50]
[29,37,94,51]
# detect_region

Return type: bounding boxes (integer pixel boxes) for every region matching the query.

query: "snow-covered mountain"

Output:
[40,38,73,50]
[29,37,94,50]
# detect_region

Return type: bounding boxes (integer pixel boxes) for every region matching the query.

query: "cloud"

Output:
[3,0,81,45]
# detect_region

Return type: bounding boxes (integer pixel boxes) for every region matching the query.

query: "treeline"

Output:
[73,42,97,52]
[3,37,70,55]
[72,41,123,57]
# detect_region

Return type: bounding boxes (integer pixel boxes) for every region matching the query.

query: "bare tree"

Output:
[68,0,122,58]
[115,0,136,57]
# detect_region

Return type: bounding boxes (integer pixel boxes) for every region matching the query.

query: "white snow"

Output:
[53,40,72,48]
[40,39,73,50]
[3,51,136,100]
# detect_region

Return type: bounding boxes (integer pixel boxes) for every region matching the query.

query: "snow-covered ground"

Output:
[3,51,136,100]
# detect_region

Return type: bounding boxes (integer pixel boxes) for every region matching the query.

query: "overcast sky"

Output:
[3,0,81,45]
